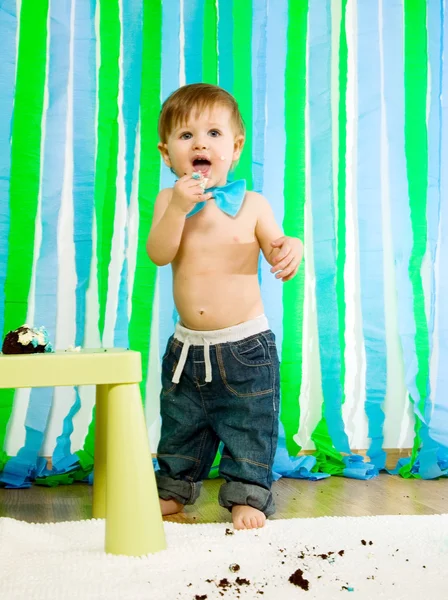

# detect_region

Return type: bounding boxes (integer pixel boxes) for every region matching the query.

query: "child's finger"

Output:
[195,192,213,202]
[270,249,292,272]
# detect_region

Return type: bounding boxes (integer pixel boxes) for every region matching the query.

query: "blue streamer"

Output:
[308,0,351,454]
[0,0,17,338]
[251,0,267,195]
[217,0,233,92]
[357,1,387,469]
[52,0,97,471]
[273,422,330,482]
[260,0,287,350]
[184,0,204,84]
[158,0,180,361]
[0,0,72,488]
[114,0,143,347]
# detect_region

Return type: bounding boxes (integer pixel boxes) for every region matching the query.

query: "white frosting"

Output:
[17,331,33,346]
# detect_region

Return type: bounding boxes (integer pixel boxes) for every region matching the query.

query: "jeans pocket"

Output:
[217,342,274,398]
[230,336,271,367]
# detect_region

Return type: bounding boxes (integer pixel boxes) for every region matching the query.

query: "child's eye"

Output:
[180,132,192,140]
[208,129,221,137]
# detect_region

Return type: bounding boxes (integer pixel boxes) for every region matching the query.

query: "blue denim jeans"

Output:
[156,320,280,517]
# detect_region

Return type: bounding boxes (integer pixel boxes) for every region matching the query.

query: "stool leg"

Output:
[105,382,166,556]
[92,384,108,518]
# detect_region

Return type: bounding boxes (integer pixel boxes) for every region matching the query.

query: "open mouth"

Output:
[192,158,211,176]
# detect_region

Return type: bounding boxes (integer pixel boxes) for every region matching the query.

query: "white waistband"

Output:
[174,314,269,346]
[171,315,269,384]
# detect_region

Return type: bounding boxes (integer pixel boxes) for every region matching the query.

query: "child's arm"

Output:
[254,194,303,282]
[147,175,213,266]
[146,189,187,266]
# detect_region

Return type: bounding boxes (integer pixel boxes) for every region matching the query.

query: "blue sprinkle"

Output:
[30,338,38,348]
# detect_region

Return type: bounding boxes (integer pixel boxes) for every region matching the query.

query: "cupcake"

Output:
[2,325,53,355]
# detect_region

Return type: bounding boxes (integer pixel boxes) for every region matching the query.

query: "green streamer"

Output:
[202,0,218,84]
[94,0,121,339]
[309,0,347,475]
[128,0,162,402]
[400,0,429,478]
[280,0,308,456]
[232,0,253,188]
[0,0,49,470]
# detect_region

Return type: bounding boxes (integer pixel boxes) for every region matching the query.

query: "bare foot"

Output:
[160,498,184,516]
[232,505,266,530]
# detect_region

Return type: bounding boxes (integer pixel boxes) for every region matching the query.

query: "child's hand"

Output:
[170,174,214,215]
[270,236,303,282]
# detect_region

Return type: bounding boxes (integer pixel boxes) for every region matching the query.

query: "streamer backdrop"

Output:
[0,0,447,488]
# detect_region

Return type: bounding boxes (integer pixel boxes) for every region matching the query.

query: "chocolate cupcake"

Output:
[2,325,53,355]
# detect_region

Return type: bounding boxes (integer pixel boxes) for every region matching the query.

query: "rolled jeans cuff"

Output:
[218,481,276,517]
[156,472,202,506]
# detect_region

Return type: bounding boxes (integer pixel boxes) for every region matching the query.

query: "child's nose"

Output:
[193,136,208,150]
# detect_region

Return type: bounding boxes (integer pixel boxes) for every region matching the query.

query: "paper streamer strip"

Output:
[260,0,287,350]
[280,0,307,457]
[417,0,447,478]
[336,0,347,411]
[400,0,431,478]
[356,1,387,469]
[308,0,351,467]
[0,0,18,470]
[232,1,253,188]
[184,0,204,84]
[114,0,143,348]
[202,0,218,84]
[251,0,267,196]
[73,0,97,349]
[0,0,49,471]
[50,0,98,477]
[94,0,120,340]
[1,0,73,488]
[128,0,162,401]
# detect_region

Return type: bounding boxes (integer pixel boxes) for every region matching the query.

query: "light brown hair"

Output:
[158,83,245,143]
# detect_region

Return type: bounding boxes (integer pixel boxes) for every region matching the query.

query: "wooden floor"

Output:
[1,474,446,525]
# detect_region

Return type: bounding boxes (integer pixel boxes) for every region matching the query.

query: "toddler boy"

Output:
[147,83,303,529]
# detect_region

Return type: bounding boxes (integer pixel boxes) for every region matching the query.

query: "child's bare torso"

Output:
[172,192,264,330]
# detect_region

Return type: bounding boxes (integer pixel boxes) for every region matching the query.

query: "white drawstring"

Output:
[172,337,191,384]
[171,336,213,383]
[203,337,212,383]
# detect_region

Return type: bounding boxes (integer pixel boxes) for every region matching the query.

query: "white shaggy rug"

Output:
[0,514,447,600]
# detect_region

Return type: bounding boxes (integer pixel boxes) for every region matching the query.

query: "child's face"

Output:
[158,104,244,188]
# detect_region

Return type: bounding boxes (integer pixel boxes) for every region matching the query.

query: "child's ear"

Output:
[232,135,245,161]
[158,142,171,167]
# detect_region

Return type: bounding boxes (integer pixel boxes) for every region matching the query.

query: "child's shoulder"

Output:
[243,190,272,215]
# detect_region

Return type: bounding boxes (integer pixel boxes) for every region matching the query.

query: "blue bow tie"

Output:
[186,179,246,218]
